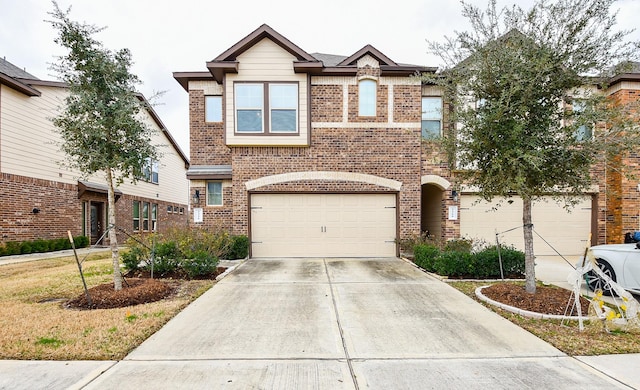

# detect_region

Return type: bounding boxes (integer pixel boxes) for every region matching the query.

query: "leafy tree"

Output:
[49,2,160,290]
[427,0,640,293]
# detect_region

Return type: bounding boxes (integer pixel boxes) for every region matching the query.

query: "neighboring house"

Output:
[0,57,190,246]
[603,63,640,244]
[174,24,639,258]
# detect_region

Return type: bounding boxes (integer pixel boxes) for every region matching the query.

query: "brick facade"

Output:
[178,25,640,255]
[0,173,80,242]
[604,88,640,243]
[0,173,187,246]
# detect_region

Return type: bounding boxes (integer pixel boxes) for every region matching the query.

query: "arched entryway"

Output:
[421,184,444,239]
[420,175,451,240]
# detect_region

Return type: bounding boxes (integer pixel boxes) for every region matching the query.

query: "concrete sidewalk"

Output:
[1,257,638,389]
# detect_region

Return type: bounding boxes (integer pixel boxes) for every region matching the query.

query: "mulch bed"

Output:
[66,267,227,310]
[481,283,591,316]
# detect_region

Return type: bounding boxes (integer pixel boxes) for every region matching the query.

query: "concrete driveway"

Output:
[76,257,627,389]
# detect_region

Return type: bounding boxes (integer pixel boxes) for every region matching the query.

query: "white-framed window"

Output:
[207,181,223,206]
[572,100,593,141]
[421,97,443,139]
[235,84,264,133]
[358,79,377,116]
[269,84,298,133]
[205,96,223,122]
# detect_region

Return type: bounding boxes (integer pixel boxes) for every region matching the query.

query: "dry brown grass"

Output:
[449,281,640,356]
[0,254,213,360]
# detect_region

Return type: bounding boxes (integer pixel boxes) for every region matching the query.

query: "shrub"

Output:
[182,250,219,278]
[31,239,50,253]
[413,244,441,272]
[496,245,525,277]
[73,236,90,248]
[434,251,474,277]
[3,242,21,256]
[224,235,249,260]
[20,242,33,254]
[152,241,181,275]
[122,246,148,272]
[443,238,473,253]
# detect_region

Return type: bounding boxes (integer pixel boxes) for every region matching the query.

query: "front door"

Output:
[90,202,104,245]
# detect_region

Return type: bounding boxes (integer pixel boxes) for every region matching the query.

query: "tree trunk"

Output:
[523,196,536,294]
[106,168,123,291]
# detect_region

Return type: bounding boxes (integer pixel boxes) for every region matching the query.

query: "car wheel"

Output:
[585,259,617,296]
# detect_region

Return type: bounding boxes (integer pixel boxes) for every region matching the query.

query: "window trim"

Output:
[234,81,299,136]
[207,181,223,206]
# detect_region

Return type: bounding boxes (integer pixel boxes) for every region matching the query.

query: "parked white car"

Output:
[582,243,640,296]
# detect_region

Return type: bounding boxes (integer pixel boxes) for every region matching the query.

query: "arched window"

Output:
[358,79,377,116]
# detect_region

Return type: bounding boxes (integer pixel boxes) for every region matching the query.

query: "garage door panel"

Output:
[460,196,591,256]
[251,194,396,257]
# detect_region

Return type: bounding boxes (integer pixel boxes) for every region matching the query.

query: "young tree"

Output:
[49,2,160,291]
[427,0,639,293]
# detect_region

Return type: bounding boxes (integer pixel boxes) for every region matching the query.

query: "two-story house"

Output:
[175,24,639,258]
[0,57,190,246]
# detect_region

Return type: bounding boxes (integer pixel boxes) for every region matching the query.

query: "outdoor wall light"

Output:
[192,190,200,205]
[451,190,459,202]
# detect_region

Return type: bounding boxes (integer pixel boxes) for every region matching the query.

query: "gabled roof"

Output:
[175,24,434,88]
[0,57,38,79]
[206,24,320,82]
[0,57,41,96]
[337,44,398,67]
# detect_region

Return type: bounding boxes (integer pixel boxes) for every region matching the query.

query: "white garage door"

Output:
[460,195,592,256]
[251,193,397,257]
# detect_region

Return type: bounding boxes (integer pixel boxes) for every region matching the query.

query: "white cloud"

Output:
[1,0,637,158]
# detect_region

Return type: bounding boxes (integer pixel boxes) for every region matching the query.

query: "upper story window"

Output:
[235,82,298,134]
[421,97,443,139]
[205,96,223,122]
[207,181,223,206]
[572,100,593,141]
[358,79,377,116]
[142,158,159,184]
[269,84,298,133]
[236,84,264,132]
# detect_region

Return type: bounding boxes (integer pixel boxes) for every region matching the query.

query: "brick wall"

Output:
[311,85,343,122]
[0,172,188,246]
[0,173,81,242]
[189,90,231,166]
[603,88,640,243]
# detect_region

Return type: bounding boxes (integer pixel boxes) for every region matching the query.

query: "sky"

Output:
[1,0,639,158]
